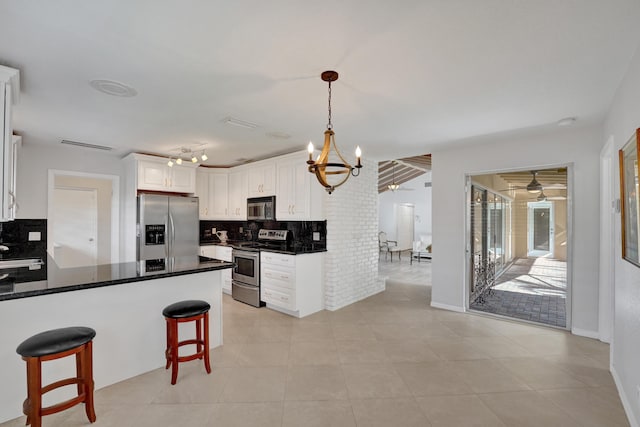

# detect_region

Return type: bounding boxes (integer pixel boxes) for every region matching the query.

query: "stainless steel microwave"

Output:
[247,196,276,221]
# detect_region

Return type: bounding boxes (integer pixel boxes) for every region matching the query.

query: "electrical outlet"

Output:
[239,227,243,233]
[313,232,320,241]
[211,227,216,234]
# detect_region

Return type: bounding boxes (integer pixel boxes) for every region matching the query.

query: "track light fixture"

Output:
[167,147,208,166]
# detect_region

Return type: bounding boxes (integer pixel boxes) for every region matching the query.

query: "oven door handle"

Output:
[233,281,257,291]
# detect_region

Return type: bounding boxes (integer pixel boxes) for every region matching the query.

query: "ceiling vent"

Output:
[222,116,259,130]
[61,140,113,151]
[89,79,137,97]
[266,131,291,140]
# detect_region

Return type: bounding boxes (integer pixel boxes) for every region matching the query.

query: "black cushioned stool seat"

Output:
[162,300,211,319]
[16,326,96,427]
[163,300,211,384]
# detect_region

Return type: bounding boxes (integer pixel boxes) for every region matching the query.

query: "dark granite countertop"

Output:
[0,255,234,302]
[200,240,327,255]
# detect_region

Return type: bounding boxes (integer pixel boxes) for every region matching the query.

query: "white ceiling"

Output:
[2,1,639,166]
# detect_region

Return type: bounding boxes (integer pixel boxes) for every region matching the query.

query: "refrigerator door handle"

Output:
[168,213,175,258]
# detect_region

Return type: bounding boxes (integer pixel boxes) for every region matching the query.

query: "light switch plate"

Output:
[211,228,216,234]
[313,232,320,241]
[28,231,41,241]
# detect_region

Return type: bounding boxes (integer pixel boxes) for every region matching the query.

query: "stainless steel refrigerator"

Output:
[137,194,199,261]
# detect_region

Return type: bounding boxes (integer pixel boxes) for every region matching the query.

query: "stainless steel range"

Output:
[231,229,289,307]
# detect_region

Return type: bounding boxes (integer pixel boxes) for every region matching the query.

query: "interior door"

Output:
[396,203,415,250]
[51,187,98,268]
[527,201,554,256]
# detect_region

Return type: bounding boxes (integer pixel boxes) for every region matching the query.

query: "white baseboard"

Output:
[571,327,599,339]
[611,365,639,427]
[430,301,465,312]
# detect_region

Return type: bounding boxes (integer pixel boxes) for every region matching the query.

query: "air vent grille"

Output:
[61,140,113,151]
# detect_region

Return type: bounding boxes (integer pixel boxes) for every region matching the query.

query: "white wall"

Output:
[16,142,124,218]
[604,42,640,426]
[431,124,602,333]
[325,158,384,310]
[378,171,432,244]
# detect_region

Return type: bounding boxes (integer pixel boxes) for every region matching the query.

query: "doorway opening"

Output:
[467,167,569,329]
[47,170,120,267]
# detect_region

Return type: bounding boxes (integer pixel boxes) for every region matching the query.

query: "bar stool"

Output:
[16,327,96,427]
[163,300,211,385]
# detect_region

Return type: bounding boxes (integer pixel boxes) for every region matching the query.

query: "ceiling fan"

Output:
[490,170,567,201]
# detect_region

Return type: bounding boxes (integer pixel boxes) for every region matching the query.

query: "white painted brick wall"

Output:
[324,158,384,310]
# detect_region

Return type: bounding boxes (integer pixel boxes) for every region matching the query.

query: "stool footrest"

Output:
[41,377,84,394]
[40,395,86,417]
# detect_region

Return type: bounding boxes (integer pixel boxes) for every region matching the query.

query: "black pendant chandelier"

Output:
[306,70,362,194]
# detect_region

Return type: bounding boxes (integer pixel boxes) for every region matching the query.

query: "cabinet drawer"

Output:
[261,252,295,268]
[262,287,295,310]
[262,266,294,285]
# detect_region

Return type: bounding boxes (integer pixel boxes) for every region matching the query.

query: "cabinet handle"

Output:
[292,204,295,214]
[8,191,15,210]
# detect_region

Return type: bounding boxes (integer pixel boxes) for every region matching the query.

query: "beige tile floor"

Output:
[1,259,628,426]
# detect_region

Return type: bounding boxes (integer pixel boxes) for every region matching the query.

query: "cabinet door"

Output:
[0,84,16,220]
[169,165,195,193]
[137,160,167,191]
[275,161,294,220]
[228,170,247,219]
[248,163,276,197]
[209,172,229,218]
[195,170,211,218]
[290,162,311,219]
[199,246,217,258]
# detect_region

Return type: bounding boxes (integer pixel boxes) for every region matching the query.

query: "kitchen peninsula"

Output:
[0,255,233,423]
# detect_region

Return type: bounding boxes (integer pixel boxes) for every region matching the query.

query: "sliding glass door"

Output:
[469,185,511,304]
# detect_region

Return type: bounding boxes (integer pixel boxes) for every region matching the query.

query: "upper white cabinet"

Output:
[0,66,20,221]
[196,168,228,219]
[134,154,197,193]
[276,155,312,220]
[248,161,275,197]
[228,169,247,219]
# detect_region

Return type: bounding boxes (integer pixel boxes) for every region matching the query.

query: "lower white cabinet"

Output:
[260,251,324,318]
[200,245,232,294]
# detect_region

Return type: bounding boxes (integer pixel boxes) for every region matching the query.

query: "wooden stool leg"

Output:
[203,312,211,374]
[196,318,202,358]
[165,318,171,370]
[75,350,83,397]
[169,319,179,385]
[25,357,42,427]
[83,341,96,423]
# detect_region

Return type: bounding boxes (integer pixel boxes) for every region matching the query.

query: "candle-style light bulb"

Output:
[307,142,314,162]
[355,146,362,167]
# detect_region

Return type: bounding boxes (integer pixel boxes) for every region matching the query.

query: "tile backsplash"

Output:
[200,220,326,249]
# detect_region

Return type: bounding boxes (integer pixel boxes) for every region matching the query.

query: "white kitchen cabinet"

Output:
[200,245,232,295]
[260,251,324,318]
[135,154,197,193]
[0,66,20,221]
[228,169,247,219]
[195,169,211,218]
[216,246,233,295]
[196,168,229,219]
[276,156,312,220]
[248,161,275,197]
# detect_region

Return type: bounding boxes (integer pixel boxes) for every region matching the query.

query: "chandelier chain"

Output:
[327,80,332,130]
